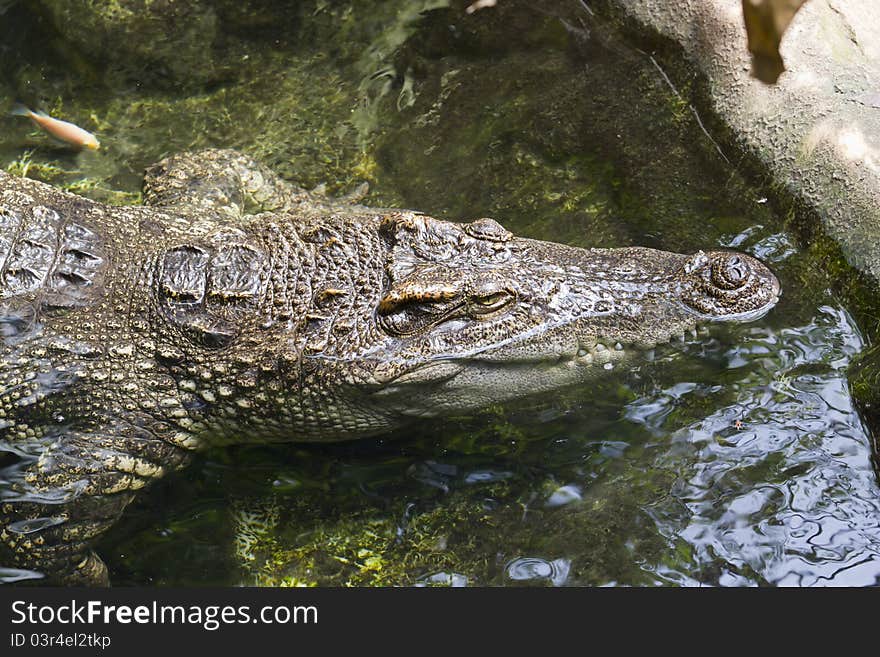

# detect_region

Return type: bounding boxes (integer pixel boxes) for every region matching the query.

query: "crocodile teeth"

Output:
[391,361,464,385]
[593,348,611,365]
[575,348,593,364]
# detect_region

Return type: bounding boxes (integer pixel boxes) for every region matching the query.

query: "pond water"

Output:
[0,0,878,586]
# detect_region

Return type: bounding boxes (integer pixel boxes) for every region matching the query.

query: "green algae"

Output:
[0,0,795,248]
[849,343,880,460]
[369,3,785,255]
[230,464,672,587]
[0,1,456,205]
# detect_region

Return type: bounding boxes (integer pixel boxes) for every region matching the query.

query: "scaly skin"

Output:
[0,149,780,585]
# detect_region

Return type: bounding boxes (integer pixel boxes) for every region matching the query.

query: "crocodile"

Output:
[0,149,780,585]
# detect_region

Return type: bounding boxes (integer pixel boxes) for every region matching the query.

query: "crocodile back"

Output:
[0,201,107,311]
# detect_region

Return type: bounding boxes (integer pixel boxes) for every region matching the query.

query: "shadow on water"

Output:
[0,0,878,585]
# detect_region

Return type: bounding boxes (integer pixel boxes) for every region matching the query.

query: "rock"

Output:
[29,1,306,88]
[35,1,222,86]
[600,0,880,285]
[593,0,880,436]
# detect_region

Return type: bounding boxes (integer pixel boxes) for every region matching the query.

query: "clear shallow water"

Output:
[635,305,880,585]
[0,0,878,586]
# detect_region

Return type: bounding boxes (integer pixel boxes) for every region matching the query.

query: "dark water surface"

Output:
[1,0,878,586]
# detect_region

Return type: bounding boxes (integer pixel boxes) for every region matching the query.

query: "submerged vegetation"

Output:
[233,468,672,587]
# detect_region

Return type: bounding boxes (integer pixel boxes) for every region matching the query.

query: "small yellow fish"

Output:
[11,104,100,150]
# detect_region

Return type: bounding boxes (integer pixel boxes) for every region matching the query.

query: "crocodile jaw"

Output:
[368,319,707,417]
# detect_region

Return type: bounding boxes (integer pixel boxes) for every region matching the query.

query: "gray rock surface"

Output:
[604,0,880,284]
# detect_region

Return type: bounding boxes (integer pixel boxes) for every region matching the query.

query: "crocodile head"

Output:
[367,212,780,416]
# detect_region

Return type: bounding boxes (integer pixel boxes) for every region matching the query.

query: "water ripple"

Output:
[505,557,571,586]
[629,305,880,586]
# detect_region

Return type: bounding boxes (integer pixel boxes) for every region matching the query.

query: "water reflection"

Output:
[505,557,571,586]
[631,305,880,586]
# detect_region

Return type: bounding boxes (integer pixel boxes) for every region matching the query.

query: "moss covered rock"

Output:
[32,1,226,87]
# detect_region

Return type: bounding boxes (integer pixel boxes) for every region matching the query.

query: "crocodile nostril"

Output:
[728,256,746,281]
[712,254,749,289]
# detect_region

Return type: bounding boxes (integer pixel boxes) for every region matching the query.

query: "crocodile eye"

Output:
[469,290,515,315]
[377,281,463,336]
[464,217,512,242]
